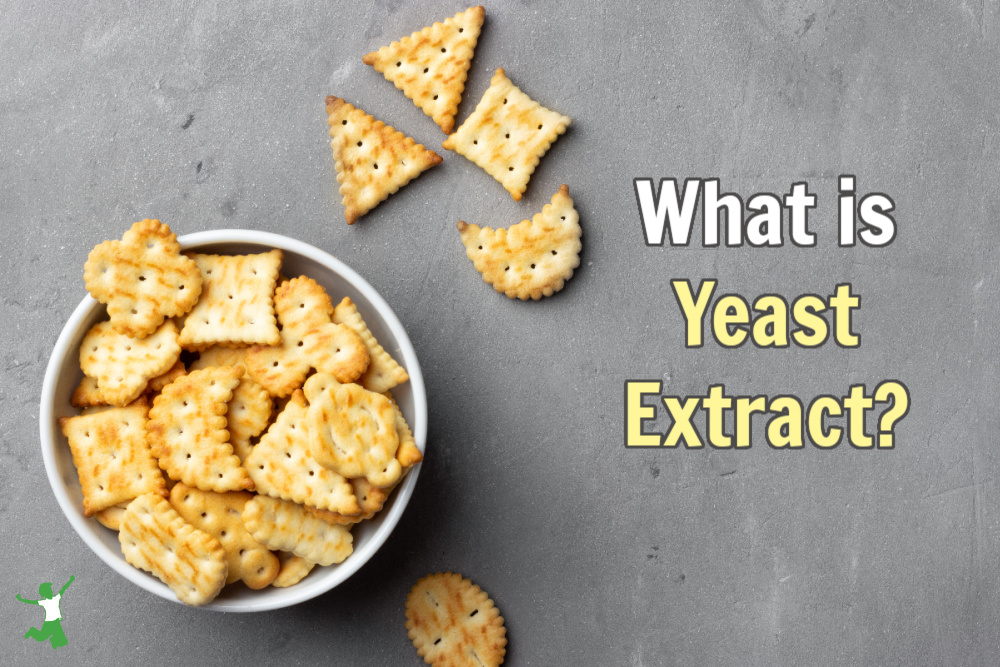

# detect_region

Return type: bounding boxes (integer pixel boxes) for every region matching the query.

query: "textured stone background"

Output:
[2,0,1000,664]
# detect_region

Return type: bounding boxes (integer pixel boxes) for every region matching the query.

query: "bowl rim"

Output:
[39,229,427,612]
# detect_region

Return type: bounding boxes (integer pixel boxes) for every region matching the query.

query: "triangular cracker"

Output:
[325,96,443,224]
[332,297,409,393]
[147,366,253,493]
[246,277,369,397]
[84,220,203,338]
[457,184,581,300]
[80,320,181,406]
[245,390,360,515]
[362,6,486,134]
[442,68,571,201]
[178,251,283,348]
[59,398,167,517]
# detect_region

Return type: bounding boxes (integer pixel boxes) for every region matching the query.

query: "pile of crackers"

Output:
[59,220,421,605]
[329,5,583,304]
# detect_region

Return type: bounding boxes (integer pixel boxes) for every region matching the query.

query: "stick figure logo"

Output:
[16,576,75,650]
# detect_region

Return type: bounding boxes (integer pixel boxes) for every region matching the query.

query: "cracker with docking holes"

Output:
[362,6,486,135]
[169,484,280,589]
[178,250,283,348]
[147,365,253,493]
[80,319,181,406]
[332,297,409,394]
[246,277,369,397]
[406,572,507,667]
[307,381,402,488]
[443,68,571,201]
[242,495,354,566]
[59,398,167,517]
[246,390,360,515]
[226,377,273,463]
[457,184,581,300]
[272,552,316,588]
[325,95,443,224]
[84,220,203,338]
[119,493,228,606]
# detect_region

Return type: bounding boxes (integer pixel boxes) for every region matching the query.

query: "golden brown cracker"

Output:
[59,399,166,517]
[118,493,228,606]
[363,6,486,134]
[178,251,283,348]
[71,376,106,408]
[241,495,354,566]
[406,572,507,667]
[246,277,369,397]
[457,184,581,300]
[84,220,203,338]
[307,382,402,488]
[386,391,424,470]
[169,484,280,589]
[80,319,181,406]
[94,501,132,531]
[326,95,443,224]
[147,365,253,493]
[189,345,250,373]
[246,390,361,515]
[145,360,186,395]
[305,477,390,525]
[273,552,315,588]
[333,297,409,393]
[442,68,571,201]
[226,377,272,463]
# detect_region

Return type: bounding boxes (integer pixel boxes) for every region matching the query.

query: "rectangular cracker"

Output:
[119,493,228,606]
[178,251,283,348]
[442,67,571,201]
[242,496,354,566]
[59,398,167,516]
[169,484,280,589]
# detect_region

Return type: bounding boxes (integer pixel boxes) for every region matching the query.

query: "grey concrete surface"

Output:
[2,0,999,664]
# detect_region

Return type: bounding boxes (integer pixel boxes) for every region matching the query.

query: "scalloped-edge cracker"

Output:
[178,251,283,348]
[226,377,272,463]
[189,346,250,373]
[457,184,581,300]
[305,477,389,525]
[71,376,106,408]
[332,297,408,393]
[59,398,167,517]
[442,68,571,201]
[246,277,369,397]
[273,552,316,588]
[119,493,228,606]
[363,6,486,134]
[147,365,253,493]
[405,572,507,667]
[84,220,203,338]
[246,390,360,515]
[386,391,423,470]
[307,382,401,488]
[146,360,186,395]
[169,484,280,589]
[80,320,181,406]
[242,495,354,566]
[325,95,443,224]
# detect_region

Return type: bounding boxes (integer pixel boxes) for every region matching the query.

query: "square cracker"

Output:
[241,495,354,567]
[169,484,280,589]
[442,68,571,201]
[147,365,253,493]
[119,493,228,606]
[84,219,203,338]
[59,398,167,517]
[332,297,409,393]
[245,390,360,515]
[178,251,283,348]
[326,96,443,224]
[362,6,486,135]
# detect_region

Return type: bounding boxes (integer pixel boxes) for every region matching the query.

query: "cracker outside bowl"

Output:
[40,230,427,612]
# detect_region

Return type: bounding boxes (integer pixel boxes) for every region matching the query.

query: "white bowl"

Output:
[39,230,426,612]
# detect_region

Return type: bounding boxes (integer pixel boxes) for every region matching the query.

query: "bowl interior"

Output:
[40,230,426,612]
